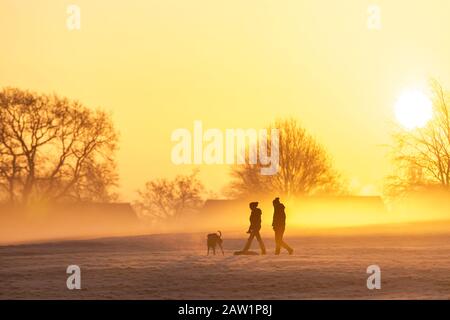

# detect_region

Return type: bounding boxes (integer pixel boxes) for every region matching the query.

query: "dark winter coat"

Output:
[248,208,262,232]
[272,203,286,230]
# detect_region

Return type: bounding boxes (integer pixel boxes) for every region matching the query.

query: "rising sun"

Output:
[394,90,433,130]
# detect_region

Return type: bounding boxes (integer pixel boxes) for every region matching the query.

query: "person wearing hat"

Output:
[241,201,266,255]
[272,197,294,255]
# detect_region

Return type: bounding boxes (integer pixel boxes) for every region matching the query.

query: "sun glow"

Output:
[394,90,433,130]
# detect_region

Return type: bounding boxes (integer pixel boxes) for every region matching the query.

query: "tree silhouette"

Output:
[0,87,118,204]
[387,80,450,195]
[226,118,343,198]
[135,171,205,222]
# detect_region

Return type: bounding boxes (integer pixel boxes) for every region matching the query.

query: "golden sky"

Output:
[2,0,450,199]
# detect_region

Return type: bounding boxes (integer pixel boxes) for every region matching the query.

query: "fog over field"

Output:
[2,231,450,299]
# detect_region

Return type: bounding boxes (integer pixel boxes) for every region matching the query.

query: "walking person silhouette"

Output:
[272,197,294,255]
[241,202,266,255]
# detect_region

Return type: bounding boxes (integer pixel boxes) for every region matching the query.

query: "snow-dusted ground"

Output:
[2,233,450,299]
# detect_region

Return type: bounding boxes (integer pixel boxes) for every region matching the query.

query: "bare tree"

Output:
[134,171,205,222]
[0,87,118,204]
[387,80,450,195]
[227,118,343,198]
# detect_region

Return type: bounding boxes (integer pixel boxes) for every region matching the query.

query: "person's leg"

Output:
[242,233,255,251]
[274,229,281,255]
[278,228,293,254]
[255,231,266,254]
[280,240,293,253]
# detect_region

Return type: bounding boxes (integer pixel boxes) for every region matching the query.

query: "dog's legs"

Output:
[207,246,210,256]
[218,243,224,255]
[213,246,216,255]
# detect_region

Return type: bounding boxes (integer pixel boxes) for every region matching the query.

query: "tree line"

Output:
[2,83,450,222]
[0,88,117,205]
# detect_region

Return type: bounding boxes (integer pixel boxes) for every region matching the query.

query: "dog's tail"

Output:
[217,230,222,237]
